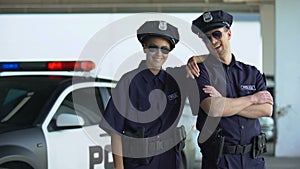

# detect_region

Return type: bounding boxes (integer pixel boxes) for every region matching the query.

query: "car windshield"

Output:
[0,76,63,126]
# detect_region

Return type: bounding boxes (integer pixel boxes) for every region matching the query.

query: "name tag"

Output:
[167,92,179,101]
[240,85,256,91]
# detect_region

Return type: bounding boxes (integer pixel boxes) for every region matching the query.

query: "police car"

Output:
[0,61,114,169]
[0,61,198,169]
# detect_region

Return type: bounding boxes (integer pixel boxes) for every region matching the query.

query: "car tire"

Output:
[0,162,33,169]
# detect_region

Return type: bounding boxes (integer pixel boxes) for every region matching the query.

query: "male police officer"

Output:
[189,10,274,169]
[100,20,188,169]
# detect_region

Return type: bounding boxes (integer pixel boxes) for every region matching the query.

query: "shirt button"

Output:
[241,125,245,129]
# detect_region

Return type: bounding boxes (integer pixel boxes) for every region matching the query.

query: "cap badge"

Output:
[223,21,230,28]
[203,12,213,23]
[158,21,168,30]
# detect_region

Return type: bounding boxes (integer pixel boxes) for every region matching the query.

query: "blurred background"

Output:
[0,0,299,168]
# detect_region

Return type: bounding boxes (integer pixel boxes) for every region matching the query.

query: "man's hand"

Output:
[204,89,274,105]
[186,55,206,78]
[251,90,274,105]
[203,85,222,97]
[201,87,273,118]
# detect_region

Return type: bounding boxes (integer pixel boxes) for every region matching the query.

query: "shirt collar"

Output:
[155,69,166,84]
[227,54,243,70]
[137,60,166,84]
[206,54,243,71]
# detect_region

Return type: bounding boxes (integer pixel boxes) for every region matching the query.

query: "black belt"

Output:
[148,125,186,153]
[223,143,252,154]
[122,126,186,156]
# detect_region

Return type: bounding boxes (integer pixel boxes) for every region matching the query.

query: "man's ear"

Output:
[227,29,232,40]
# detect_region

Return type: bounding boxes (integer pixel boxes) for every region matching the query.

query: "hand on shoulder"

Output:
[186,55,207,78]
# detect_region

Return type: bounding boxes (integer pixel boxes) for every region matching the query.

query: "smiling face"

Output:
[203,27,232,64]
[143,37,171,75]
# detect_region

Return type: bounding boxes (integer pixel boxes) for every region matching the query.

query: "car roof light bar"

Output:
[0,61,95,72]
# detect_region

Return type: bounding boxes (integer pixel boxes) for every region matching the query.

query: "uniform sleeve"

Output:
[194,63,213,131]
[255,69,267,92]
[165,66,187,97]
[196,63,211,103]
[99,76,129,135]
[100,97,125,134]
[166,65,200,116]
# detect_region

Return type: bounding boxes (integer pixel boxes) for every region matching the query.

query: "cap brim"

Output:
[138,33,177,50]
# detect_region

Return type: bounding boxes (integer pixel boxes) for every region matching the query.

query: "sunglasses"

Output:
[147,45,171,54]
[204,30,223,42]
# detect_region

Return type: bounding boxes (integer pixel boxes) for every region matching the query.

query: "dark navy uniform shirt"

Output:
[195,54,267,169]
[100,61,195,169]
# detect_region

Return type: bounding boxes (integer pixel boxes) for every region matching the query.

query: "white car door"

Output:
[42,85,113,169]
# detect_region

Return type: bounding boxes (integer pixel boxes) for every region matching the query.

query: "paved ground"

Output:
[265,156,300,169]
[193,142,300,169]
[264,142,300,169]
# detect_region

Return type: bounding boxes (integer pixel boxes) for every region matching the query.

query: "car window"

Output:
[0,89,34,123]
[49,87,111,130]
[98,87,111,112]
[0,76,60,126]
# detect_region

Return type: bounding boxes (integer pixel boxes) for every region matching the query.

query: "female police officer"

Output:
[100,20,186,169]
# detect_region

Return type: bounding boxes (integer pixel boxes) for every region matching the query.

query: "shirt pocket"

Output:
[239,84,257,96]
[130,94,150,111]
[166,91,180,105]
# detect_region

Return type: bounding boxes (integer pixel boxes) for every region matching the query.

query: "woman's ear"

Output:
[143,44,147,53]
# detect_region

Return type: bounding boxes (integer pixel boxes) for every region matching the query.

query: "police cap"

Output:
[191,10,233,35]
[137,20,179,50]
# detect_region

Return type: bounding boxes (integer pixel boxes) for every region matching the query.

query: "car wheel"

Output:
[0,162,33,169]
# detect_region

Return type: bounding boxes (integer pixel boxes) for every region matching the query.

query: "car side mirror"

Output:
[56,113,85,129]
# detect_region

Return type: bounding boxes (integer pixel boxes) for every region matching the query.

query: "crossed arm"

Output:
[187,57,274,119]
[202,86,273,118]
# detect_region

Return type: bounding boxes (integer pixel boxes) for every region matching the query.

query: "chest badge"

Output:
[167,92,179,101]
[240,85,256,91]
